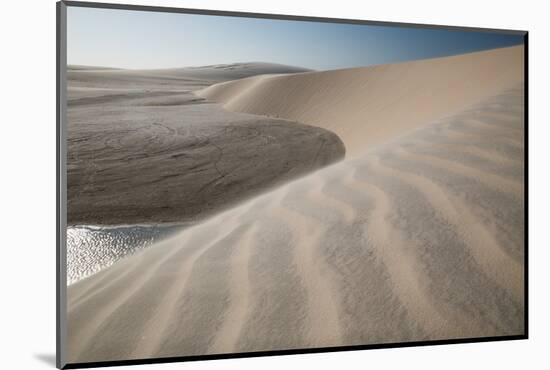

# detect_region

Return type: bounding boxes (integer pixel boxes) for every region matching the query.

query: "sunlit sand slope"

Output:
[199,46,523,155]
[67,85,524,363]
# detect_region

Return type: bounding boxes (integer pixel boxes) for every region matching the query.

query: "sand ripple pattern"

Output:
[67,86,524,363]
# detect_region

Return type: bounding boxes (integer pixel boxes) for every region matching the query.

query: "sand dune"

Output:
[68,62,310,90]
[67,85,524,363]
[199,46,524,155]
[142,62,311,81]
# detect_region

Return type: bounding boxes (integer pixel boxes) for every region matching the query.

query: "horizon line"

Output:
[67,42,524,72]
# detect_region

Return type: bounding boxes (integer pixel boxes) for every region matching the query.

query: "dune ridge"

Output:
[68,62,311,90]
[67,85,524,363]
[199,45,524,155]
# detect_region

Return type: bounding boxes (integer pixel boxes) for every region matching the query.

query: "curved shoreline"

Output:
[67,63,345,226]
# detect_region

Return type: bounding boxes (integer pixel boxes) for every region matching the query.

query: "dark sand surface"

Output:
[67,63,343,225]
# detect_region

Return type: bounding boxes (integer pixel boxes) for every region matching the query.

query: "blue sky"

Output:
[67,6,524,70]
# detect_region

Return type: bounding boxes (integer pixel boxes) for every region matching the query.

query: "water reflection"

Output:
[66,224,185,285]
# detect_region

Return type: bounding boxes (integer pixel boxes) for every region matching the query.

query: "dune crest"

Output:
[199,46,524,156]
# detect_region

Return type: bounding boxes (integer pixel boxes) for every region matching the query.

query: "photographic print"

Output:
[58,1,527,367]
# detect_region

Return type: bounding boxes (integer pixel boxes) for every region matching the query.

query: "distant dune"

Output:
[199,46,524,155]
[67,86,524,363]
[68,62,311,90]
[143,62,312,81]
[68,65,123,71]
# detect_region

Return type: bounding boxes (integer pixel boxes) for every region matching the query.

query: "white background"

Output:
[1,0,547,368]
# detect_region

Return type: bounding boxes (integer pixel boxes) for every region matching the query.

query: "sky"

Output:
[67,6,524,71]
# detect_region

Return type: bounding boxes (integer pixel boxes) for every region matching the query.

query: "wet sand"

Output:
[67,63,343,225]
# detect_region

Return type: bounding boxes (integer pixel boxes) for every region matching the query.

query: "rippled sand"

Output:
[67,85,524,363]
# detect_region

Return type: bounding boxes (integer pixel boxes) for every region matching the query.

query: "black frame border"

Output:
[56,1,529,369]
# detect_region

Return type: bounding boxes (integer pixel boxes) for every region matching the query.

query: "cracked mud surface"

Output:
[67,67,344,225]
